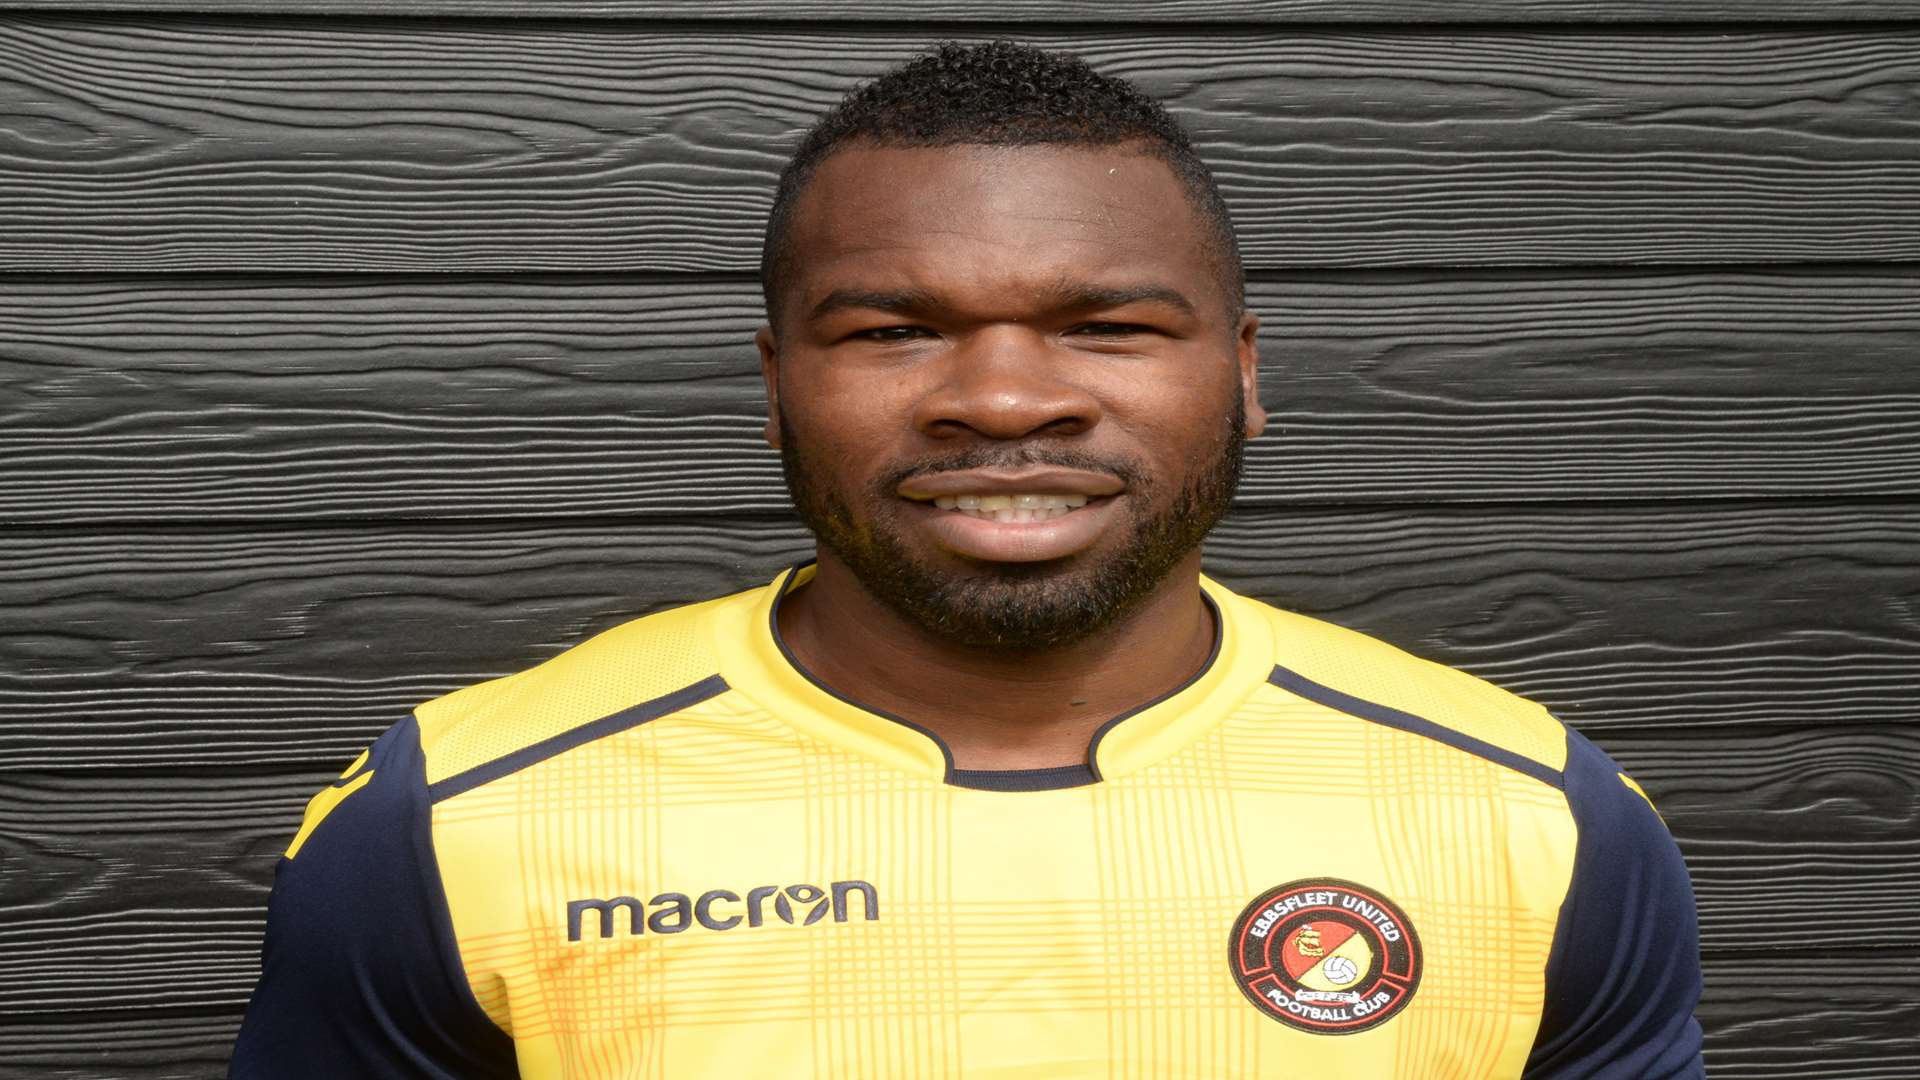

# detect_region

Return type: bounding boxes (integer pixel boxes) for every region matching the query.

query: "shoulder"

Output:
[414,587,749,801]
[1210,587,1703,1074]
[231,715,516,1075]
[1218,585,1569,786]
[1526,729,1705,1076]
[234,588,762,1073]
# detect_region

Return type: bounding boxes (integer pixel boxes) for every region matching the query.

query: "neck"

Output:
[774,553,1216,771]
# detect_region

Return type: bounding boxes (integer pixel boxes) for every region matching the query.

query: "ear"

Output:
[1236,311,1266,439]
[756,324,784,449]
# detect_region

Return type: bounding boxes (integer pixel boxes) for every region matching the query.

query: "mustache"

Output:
[879,445,1144,492]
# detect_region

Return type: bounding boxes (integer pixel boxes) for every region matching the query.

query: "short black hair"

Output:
[760,40,1244,327]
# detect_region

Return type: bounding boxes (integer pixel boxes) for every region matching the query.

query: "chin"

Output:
[842,533,1181,653]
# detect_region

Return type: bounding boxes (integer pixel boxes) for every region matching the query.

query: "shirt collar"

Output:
[709,563,1271,786]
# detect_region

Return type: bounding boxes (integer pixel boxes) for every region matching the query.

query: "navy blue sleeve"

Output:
[230,715,518,1079]
[1525,728,1705,1079]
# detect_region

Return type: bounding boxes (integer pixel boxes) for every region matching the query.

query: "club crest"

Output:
[1228,878,1422,1034]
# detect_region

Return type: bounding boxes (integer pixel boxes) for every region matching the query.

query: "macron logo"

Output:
[567,880,878,942]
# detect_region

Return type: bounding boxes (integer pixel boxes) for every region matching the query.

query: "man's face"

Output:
[758,142,1264,652]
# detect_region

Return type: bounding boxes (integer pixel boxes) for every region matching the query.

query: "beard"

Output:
[778,395,1246,653]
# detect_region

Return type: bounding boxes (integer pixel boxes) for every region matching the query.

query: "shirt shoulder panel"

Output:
[230,716,516,1078]
[415,586,753,791]
[1231,591,1569,778]
[1525,728,1706,1078]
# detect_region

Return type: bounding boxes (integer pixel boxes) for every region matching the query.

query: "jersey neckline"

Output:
[708,563,1273,789]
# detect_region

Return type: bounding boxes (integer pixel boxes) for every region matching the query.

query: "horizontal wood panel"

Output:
[2,1012,241,1080]
[0,761,1912,1073]
[12,1,1920,22]
[5,20,1920,271]
[5,270,1917,521]
[1692,952,1920,1078]
[3,504,1914,769]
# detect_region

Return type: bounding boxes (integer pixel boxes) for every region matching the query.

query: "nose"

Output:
[911,326,1103,441]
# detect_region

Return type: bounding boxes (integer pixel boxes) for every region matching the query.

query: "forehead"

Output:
[778,143,1222,323]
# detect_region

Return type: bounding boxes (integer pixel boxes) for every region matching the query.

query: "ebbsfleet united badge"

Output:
[1228,878,1422,1034]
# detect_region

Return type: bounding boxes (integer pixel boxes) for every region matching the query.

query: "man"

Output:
[232,41,1704,1078]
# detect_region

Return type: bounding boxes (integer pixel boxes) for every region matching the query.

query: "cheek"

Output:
[781,373,919,480]
[1110,378,1237,449]
[1144,424,1229,487]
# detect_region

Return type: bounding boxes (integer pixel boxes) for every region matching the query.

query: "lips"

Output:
[902,495,1119,563]
[896,466,1124,501]
[897,467,1125,563]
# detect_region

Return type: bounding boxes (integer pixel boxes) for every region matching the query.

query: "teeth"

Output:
[927,493,1093,522]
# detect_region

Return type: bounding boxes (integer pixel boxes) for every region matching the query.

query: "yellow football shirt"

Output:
[232,565,1703,1078]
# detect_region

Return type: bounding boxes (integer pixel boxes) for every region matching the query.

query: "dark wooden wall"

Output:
[2,3,1916,1076]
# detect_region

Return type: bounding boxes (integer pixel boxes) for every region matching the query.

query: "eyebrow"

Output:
[1051,283,1197,317]
[807,288,941,322]
[805,282,1197,323]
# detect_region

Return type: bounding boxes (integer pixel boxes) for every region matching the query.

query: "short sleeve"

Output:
[1524,728,1706,1078]
[229,715,518,1079]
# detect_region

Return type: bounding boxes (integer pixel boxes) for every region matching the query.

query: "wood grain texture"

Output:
[5,1011,242,1080]
[11,0,1920,22]
[3,504,1914,770]
[6,269,1918,522]
[1691,952,1920,1079]
[6,18,1920,271]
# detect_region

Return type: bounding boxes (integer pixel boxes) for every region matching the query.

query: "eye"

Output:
[1069,322,1152,339]
[847,325,931,343]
